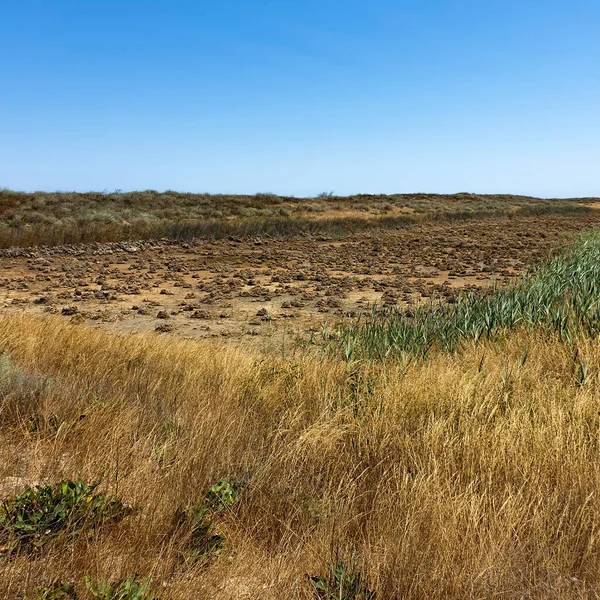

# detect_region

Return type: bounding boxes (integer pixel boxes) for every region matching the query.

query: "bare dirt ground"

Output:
[1,213,599,348]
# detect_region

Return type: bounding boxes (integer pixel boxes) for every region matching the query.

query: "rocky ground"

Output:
[1,212,599,348]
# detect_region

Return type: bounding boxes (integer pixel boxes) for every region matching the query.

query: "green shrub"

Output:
[203,479,238,511]
[174,500,224,560]
[24,581,78,599]
[174,479,239,561]
[310,562,375,599]
[85,576,158,600]
[0,477,128,552]
[517,203,591,217]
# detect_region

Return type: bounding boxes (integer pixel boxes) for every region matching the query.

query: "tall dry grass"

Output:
[1,316,600,598]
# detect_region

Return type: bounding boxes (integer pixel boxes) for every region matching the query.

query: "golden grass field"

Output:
[2,314,600,599]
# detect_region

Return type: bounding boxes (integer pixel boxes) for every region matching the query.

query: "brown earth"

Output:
[1,212,599,348]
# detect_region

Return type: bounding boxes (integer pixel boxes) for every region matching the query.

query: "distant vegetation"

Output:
[0,188,596,248]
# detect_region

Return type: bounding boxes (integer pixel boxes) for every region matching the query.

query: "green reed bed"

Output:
[335,230,600,360]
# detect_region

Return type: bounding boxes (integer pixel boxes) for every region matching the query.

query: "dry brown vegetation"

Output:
[1,316,600,598]
[0,188,596,248]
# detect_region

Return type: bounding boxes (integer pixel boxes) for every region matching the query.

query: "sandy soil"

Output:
[1,213,598,348]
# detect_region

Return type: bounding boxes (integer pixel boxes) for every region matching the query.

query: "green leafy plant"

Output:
[174,479,239,562]
[24,581,78,599]
[333,231,600,360]
[203,480,238,511]
[0,477,128,552]
[310,562,375,599]
[174,500,224,560]
[85,576,158,600]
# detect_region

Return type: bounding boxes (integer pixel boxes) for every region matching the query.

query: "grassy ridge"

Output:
[335,230,600,360]
[0,188,595,248]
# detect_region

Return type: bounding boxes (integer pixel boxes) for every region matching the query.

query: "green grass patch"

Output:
[334,230,600,360]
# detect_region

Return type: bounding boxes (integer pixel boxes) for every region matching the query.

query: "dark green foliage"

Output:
[174,479,239,562]
[24,581,78,600]
[334,231,600,360]
[175,501,224,560]
[310,562,375,600]
[85,575,158,600]
[0,477,128,552]
[23,577,158,600]
[516,204,592,217]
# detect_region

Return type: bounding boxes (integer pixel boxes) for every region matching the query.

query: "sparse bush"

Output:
[24,581,78,599]
[174,501,223,560]
[203,479,239,511]
[174,480,239,561]
[517,203,592,217]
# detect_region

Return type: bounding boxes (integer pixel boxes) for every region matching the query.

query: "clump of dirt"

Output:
[1,212,598,346]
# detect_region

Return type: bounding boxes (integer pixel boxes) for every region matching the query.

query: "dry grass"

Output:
[1,315,600,598]
[1,188,596,248]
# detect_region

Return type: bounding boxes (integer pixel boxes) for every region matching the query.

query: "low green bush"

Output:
[24,581,78,599]
[310,562,375,599]
[0,477,128,552]
[174,479,239,562]
[23,577,158,600]
[85,575,158,600]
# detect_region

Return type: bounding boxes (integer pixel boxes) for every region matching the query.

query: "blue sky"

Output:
[1,0,599,197]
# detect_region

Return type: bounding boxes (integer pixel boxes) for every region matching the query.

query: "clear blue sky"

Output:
[1,0,599,197]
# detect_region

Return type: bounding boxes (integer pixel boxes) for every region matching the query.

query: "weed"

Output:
[0,477,128,552]
[203,480,238,511]
[173,480,238,561]
[174,501,224,560]
[334,230,600,360]
[24,581,78,599]
[85,576,158,600]
[310,562,375,600]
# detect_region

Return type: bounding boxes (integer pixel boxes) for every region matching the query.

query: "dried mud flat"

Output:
[1,213,599,347]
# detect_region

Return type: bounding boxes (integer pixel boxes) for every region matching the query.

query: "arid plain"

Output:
[3,192,600,599]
